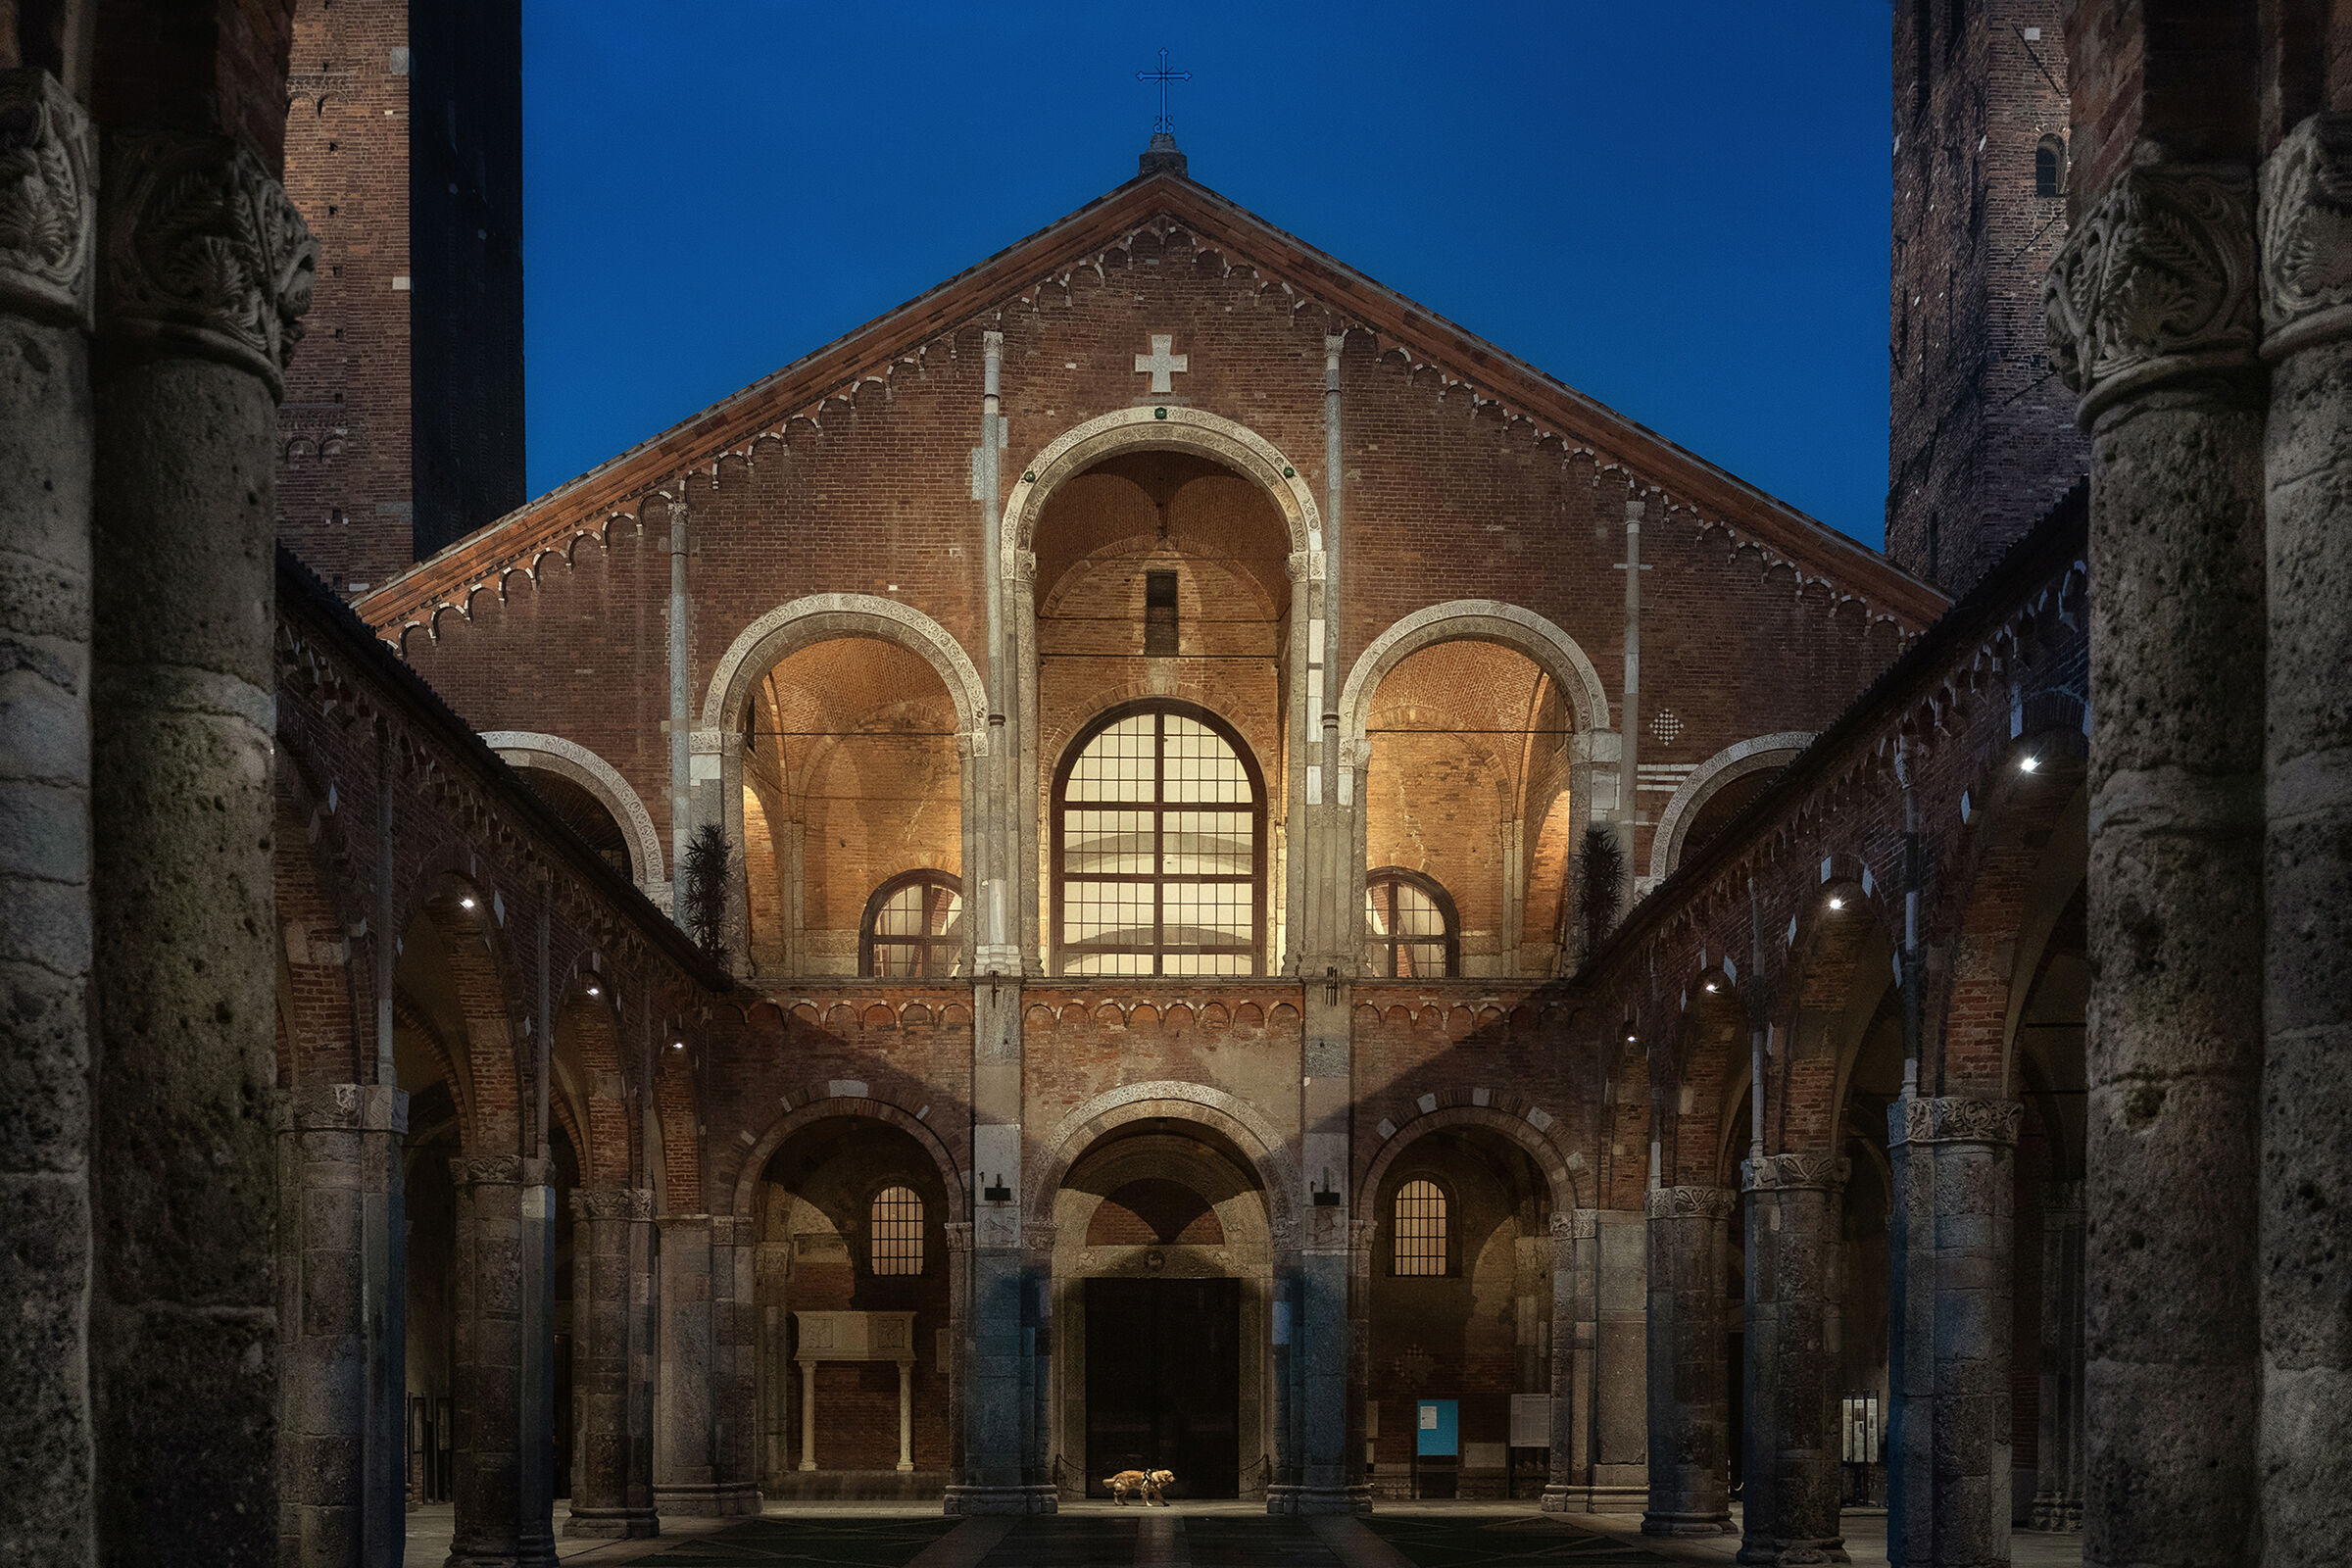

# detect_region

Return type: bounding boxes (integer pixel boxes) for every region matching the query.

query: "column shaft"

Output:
[565,1190,657,1539]
[0,65,97,1568]
[88,125,313,1566]
[1739,1154,1847,1566]
[2257,110,2352,1563]
[446,1155,556,1568]
[1643,1188,1735,1536]
[2044,157,2266,1568]
[2028,1184,2082,1533]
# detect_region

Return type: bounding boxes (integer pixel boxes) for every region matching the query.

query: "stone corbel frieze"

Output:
[2042,152,2260,425]
[0,69,98,326]
[98,128,316,398]
[2259,112,2352,360]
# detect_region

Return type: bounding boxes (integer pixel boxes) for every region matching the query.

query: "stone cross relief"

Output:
[1136,332,1189,393]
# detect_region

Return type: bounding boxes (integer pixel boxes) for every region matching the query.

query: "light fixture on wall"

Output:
[1828,896,1844,910]
[2019,755,2040,772]
[585,983,599,997]
[458,895,475,909]
[1703,981,1718,993]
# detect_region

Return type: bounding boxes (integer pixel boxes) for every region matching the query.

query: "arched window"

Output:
[1364,868,1460,978]
[1392,1178,1449,1277]
[860,870,963,978]
[2034,135,2065,197]
[1053,701,1265,976]
[870,1186,924,1275]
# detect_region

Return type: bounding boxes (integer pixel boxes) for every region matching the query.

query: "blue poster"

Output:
[1415,1398,1458,1457]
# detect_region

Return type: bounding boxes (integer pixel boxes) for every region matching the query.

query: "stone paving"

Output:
[398,1502,2086,1568]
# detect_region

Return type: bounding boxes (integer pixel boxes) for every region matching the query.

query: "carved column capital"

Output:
[571,1186,655,1221]
[1740,1152,1849,1193]
[2260,112,2352,360]
[0,69,97,326]
[1893,1095,2023,1148]
[1644,1184,1739,1221]
[2043,154,2260,424]
[942,1219,975,1253]
[98,129,316,398]
[449,1152,524,1188]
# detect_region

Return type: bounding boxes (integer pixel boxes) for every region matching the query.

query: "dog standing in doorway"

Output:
[1102,1468,1175,1505]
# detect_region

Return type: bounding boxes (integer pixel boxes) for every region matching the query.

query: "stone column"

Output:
[1739,1152,1847,1566]
[1643,1187,1736,1537]
[2028,1182,2082,1533]
[2042,155,2266,1568]
[276,1084,409,1568]
[1281,986,1368,1516]
[2257,110,2352,1563]
[87,124,314,1562]
[655,1214,717,1512]
[710,1214,760,1514]
[0,65,97,1568]
[565,1189,657,1539]
[447,1154,558,1567]
[1544,1207,1647,1513]
[1886,1098,2020,1568]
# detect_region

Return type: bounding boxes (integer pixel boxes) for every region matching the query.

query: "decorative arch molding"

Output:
[700,594,990,747]
[482,730,668,893]
[726,1094,965,1220]
[1354,1102,1581,1224]
[1339,601,1610,748]
[1029,1079,1298,1231]
[1001,406,1323,572]
[1646,731,1816,884]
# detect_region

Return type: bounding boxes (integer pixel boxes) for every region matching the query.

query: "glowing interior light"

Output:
[671,1040,686,1051]
[1625,1031,1637,1043]
[458,896,475,909]
[2019,755,2040,772]
[1829,896,1845,910]
[1704,981,1719,993]
[585,984,599,997]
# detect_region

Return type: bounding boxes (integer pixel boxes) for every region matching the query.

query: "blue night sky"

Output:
[521,2,1895,547]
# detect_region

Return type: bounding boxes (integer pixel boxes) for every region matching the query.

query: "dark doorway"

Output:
[1084,1277,1240,1497]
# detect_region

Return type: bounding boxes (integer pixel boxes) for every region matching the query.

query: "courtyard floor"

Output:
[399,1500,2086,1567]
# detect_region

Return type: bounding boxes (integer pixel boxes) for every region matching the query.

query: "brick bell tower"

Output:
[1886,0,2087,597]
[278,0,526,596]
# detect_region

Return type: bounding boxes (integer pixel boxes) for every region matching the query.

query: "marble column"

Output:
[276,1084,409,1568]
[88,123,314,1563]
[565,1189,658,1539]
[2028,1182,2082,1533]
[446,1155,558,1568]
[1739,1153,1847,1566]
[1643,1187,1737,1536]
[2257,110,2352,1562]
[0,65,97,1568]
[1886,1098,2020,1568]
[2043,155,2266,1568]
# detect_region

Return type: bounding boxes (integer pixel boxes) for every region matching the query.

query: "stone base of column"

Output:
[2026,1487,2081,1532]
[1641,1509,1733,1536]
[652,1481,760,1516]
[1540,1483,1646,1513]
[1264,1483,1371,1516]
[1736,1535,1850,1565]
[941,1483,1058,1515]
[563,1504,660,1539]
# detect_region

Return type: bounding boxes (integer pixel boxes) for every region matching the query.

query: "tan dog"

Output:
[1102,1467,1174,1505]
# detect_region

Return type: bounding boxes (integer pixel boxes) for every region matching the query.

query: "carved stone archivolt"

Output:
[1740,1152,1849,1193]
[0,69,97,325]
[2259,112,2352,359]
[98,129,316,396]
[1895,1095,2023,1148]
[2043,155,2259,422]
[1644,1185,1738,1221]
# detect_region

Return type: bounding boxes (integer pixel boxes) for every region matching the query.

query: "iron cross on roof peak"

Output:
[1136,48,1191,136]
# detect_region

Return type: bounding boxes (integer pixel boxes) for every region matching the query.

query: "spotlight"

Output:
[1828,896,1844,910]
[458,896,475,909]
[1625,1031,1637,1043]
[2019,755,2039,773]
[1704,981,1718,993]
[671,1040,686,1052]
[586,984,600,997]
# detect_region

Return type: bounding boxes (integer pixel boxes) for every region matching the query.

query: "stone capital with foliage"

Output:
[2259,111,2352,359]
[0,68,97,326]
[1644,1184,1738,1221]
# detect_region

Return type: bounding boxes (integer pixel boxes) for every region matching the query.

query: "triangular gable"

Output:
[358,169,1946,633]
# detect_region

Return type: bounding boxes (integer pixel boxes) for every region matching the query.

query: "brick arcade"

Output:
[1,3,2347,1568]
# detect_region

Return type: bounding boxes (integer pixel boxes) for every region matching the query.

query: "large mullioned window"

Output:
[1392,1178,1450,1276]
[1363,867,1460,978]
[860,870,963,978]
[1053,702,1265,976]
[869,1186,924,1275]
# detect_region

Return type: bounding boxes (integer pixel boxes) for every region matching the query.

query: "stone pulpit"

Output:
[793,1311,919,1473]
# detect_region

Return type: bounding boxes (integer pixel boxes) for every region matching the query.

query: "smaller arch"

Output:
[1355,1103,1580,1224]
[728,1095,963,1221]
[482,731,666,891]
[700,594,988,743]
[1363,866,1461,978]
[1340,601,1609,746]
[1389,1175,1453,1277]
[2034,133,2066,198]
[1647,732,1815,884]
[1029,1079,1298,1229]
[859,869,965,978]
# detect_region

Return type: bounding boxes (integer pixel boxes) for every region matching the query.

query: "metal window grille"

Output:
[870,1186,924,1275]
[861,871,963,978]
[1363,869,1459,978]
[1394,1178,1448,1276]
[1054,704,1263,975]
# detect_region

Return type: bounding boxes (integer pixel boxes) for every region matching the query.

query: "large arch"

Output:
[1646,732,1815,885]
[1028,1079,1298,1233]
[701,595,989,743]
[727,1094,965,1222]
[1339,601,1610,746]
[1353,1103,1581,1224]
[482,730,668,895]
[1002,405,1323,567]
